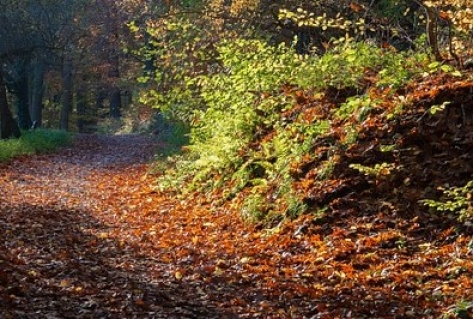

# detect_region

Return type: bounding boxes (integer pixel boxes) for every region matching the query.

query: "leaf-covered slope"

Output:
[219,70,473,228]
[170,70,473,317]
[290,73,472,220]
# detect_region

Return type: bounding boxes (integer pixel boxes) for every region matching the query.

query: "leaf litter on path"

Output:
[0,128,471,318]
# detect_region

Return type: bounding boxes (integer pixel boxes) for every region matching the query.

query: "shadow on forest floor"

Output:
[0,203,228,318]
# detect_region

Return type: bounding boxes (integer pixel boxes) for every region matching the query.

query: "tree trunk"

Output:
[30,57,44,128]
[15,69,31,130]
[76,84,86,133]
[60,57,73,131]
[109,88,121,118]
[108,50,121,118]
[106,6,122,119]
[0,68,21,139]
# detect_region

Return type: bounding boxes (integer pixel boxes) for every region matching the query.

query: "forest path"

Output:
[1,134,161,212]
[0,134,236,318]
[0,133,471,318]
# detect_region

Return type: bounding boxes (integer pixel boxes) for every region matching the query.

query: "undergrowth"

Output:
[0,129,72,162]
[420,181,473,223]
[148,37,470,224]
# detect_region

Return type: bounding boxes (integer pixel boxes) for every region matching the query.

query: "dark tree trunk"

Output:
[30,57,44,127]
[105,6,122,119]
[96,90,107,111]
[6,59,32,130]
[109,87,121,118]
[14,70,31,130]
[76,84,86,133]
[108,51,121,118]
[60,57,73,131]
[0,68,21,139]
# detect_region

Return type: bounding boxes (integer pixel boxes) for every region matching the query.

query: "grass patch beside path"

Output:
[0,129,73,162]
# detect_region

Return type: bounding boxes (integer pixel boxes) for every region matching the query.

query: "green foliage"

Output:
[349,162,397,177]
[0,129,72,162]
[240,181,307,223]
[295,40,431,92]
[134,16,215,124]
[442,300,473,319]
[234,120,326,221]
[241,191,269,222]
[278,7,358,35]
[151,38,323,220]
[376,48,431,90]
[428,101,450,115]
[335,94,374,121]
[156,39,303,192]
[316,158,336,180]
[379,144,397,153]
[278,0,472,61]
[155,118,190,157]
[294,41,375,89]
[141,15,469,224]
[420,181,473,222]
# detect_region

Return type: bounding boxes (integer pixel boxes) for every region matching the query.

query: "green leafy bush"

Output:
[156,39,303,191]
[0,129,72,162]
[420,181,473,222]
[143,26,459,223]
[349,162,398,178]
[135,16,215,124]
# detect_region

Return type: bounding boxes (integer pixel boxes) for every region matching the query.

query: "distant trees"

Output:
[0,0,81,137]
[0,68,21,139]
[1,0,471,139]
[0,0,32,138]
[0,0,134,138]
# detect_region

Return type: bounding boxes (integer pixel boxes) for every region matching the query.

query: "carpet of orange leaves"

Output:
[0,75,472,318]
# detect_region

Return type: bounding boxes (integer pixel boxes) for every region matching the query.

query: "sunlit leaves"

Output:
[0,119,473,317]
[427,101,450,115]
[132,15,215,122]
[350,162,397,177]
[278,8,358,35]
[420,181,473,222]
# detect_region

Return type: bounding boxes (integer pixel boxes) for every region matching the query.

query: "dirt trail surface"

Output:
[0,133,471,318]
[0,134,227,318]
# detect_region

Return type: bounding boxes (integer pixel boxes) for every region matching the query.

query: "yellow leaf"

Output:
[28,270,38,277]
[60,279,71,287]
